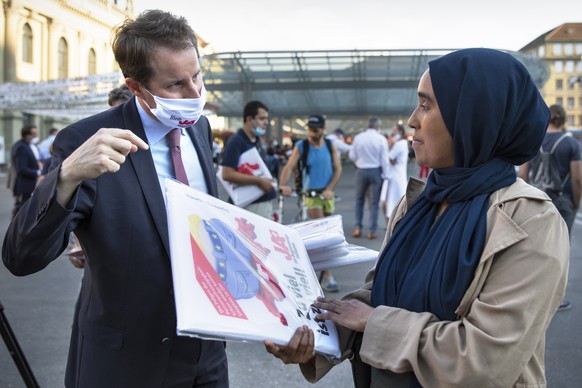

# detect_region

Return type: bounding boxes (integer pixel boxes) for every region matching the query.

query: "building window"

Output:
[88,48,96,75]
[553,43,563,55]
[564,43,574,55]
[568,97,575,108]
[556,79,563,90]
[22,113,34,126]
[22,23,33,63]
[576,44,582,55]
[557,97,563,105]
[577,61,582,72]
[538,46,545,57]
[567,115,574,126]
[58,38,68,79]
[565,61,575,73]
[579,115,582,126]
[554,61,563,72]
[579,97,582,107]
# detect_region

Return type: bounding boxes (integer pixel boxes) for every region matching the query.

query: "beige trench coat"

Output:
[301,178,569,387]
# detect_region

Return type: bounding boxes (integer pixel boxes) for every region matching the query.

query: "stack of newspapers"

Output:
[289,215,379,271]
[165,179,341,359]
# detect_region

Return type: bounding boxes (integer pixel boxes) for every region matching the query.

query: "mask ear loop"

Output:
[137,84,157,111]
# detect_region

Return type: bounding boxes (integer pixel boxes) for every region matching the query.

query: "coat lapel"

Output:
[122,99,171,256]
[186,117,218,197]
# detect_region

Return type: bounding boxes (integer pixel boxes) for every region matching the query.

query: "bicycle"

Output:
[277,189,327,224]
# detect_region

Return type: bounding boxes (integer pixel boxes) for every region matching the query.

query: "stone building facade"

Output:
[520,23,582,130]
[0,0,134,164]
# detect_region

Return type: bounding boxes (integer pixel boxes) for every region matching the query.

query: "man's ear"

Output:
[125,78,145,99]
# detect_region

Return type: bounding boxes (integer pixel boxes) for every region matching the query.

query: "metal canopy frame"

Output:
[201,49,549,119]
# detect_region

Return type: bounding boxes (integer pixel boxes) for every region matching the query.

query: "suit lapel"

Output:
[186,117,218,197]
[123,100,171,256]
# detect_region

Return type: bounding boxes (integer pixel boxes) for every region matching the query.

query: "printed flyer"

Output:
[215,147,276,207]
[165,179,340,359]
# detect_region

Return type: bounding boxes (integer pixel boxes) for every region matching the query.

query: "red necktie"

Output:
[167,128,189,185]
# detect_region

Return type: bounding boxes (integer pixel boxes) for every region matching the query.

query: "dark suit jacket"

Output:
[11,139,39,195]
[2,99,225,387]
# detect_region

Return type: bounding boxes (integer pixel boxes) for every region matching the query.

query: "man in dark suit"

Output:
[2,10,228,388]
[9,124,41,218]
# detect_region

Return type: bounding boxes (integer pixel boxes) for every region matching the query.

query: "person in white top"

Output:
[380,124,409,225]
[325,128,351,159]
[348,117,390,239]
[37,128,59,163]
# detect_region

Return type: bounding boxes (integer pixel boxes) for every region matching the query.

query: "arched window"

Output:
[22,23,33,63]
[88,48,97,75]
[58,38,68,79]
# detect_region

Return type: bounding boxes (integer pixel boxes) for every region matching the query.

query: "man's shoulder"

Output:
[11,139,24,149]
[550,133,581,159]
[11,140,28,156]
[193,115,211,133]
[224,131,248,150]
[562,134,581,148]
[55,108,126,147]
[352,132,364,142]
[68,106,124,131]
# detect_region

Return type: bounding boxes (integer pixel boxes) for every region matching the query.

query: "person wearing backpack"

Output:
[278,114,343,292]
[519,104,581,311]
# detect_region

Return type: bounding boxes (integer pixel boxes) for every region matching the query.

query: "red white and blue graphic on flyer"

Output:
[166,179,340,359]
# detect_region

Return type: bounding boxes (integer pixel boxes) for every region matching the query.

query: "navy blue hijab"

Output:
[370,49,550,321]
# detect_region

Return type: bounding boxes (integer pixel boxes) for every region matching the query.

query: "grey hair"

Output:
[368,117,382,129]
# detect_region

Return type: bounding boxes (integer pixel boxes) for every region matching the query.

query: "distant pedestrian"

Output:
[278,114,343,292]
[37,127,58,165]
[107,84,133,107]
[380,124,409,225]
[349,117,389,239]
[221,100,277,218]
[265,146,281,179]
[9,125,41,218]
[519,104,581,311]
[326,128,351,159]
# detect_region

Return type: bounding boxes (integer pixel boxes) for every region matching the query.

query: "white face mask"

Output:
[31,136,40,144]
[392,133,401,141]
[143,85,207,128]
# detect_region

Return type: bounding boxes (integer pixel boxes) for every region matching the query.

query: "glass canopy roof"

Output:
[200,49,549,119]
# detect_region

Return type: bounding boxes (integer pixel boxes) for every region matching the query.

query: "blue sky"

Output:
[135,0,581,53]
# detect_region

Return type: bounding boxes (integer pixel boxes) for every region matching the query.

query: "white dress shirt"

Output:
[349,128,390,177]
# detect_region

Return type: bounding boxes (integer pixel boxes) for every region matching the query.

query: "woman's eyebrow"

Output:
[418,91,433,101]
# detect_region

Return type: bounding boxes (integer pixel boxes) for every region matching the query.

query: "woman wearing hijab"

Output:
[265,48,569,387]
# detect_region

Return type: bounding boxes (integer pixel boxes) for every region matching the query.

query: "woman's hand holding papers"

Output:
[314,297,374,333]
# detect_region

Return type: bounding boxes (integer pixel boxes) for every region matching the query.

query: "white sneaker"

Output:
[321,275,340,293]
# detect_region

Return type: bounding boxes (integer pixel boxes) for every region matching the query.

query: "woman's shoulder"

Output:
[491,179,550,205]
[489,179,559,225]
